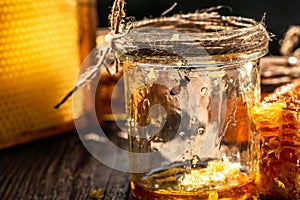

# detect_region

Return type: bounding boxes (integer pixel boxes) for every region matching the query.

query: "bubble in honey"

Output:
[191,155,201,167]
[200,87,208,96]
[224,78,234,90]
[191,116,198,124]
[231,120,237,127]
[197,127,205,135]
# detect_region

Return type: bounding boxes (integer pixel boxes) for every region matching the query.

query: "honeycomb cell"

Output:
[0,0,80,147]
[252,80,300,199]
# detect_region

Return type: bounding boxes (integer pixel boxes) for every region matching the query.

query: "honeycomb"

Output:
[252,79,300,199]
[0,0,81,147]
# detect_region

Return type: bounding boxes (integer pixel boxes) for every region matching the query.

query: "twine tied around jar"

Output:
[118,12,269,63]
[55,2,270,108]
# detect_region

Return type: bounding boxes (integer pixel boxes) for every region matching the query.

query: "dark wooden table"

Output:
[0,120,286,200]
[0,122,135,200]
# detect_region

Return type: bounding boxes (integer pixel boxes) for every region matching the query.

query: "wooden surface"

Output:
[0,119,282,200]
[0,122,135,200]
[0,122,76,150]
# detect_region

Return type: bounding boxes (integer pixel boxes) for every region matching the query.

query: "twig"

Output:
[54,47,110,109]
[161,2,177,16]
[110,0,126,35]
[55,0,126,109]
[260,56,300,86]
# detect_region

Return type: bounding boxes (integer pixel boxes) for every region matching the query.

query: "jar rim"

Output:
[115,12,269,64]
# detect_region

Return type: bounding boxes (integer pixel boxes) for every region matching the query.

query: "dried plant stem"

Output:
[110,0,125,35]
[55,0,126,108]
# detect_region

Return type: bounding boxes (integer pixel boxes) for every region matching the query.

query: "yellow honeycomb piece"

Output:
[252,80,300,199]
[0,0,81,145]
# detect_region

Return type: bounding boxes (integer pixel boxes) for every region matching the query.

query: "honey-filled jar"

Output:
[116,12,269,199]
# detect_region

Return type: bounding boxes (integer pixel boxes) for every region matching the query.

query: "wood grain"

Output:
[0,124,132,200]
[0,122,75,150]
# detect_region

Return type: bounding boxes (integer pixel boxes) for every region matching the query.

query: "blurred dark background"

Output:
[97,0,300,55]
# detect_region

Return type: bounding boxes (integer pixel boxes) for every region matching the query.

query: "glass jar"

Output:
[118,12,269,199]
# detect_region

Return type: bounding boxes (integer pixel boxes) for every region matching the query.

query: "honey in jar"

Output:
[117,11,269,199]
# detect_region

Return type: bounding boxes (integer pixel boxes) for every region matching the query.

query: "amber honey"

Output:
[124,56,261,199]
[130,159,258,200]
[131,180,256,200]
[116,11,269,199]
